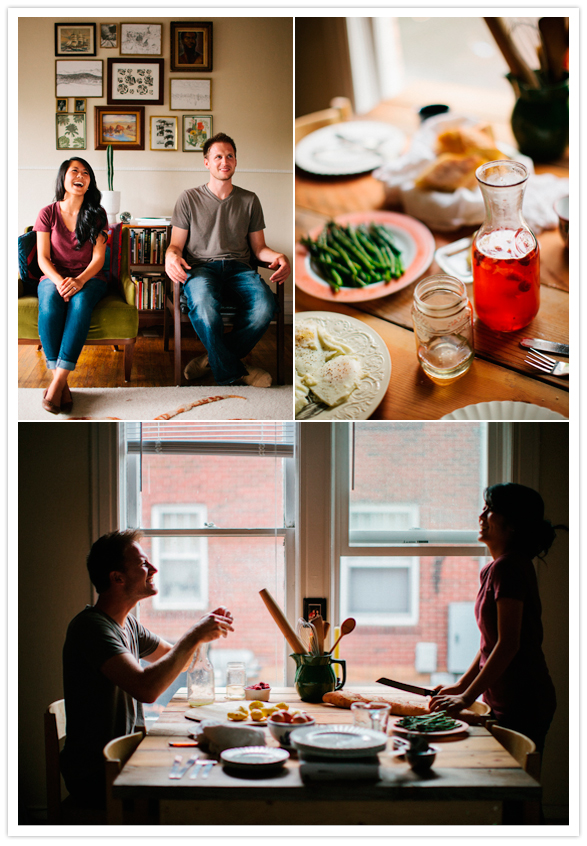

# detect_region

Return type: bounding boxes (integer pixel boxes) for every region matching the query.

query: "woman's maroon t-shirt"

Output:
[34,202,106,280]
[474,552,555,723]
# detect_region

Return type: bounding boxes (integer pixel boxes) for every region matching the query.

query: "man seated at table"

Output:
[60,530,234,808]
[165,131,290,387]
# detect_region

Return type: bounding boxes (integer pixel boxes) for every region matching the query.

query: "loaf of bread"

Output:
[322,690,485,724]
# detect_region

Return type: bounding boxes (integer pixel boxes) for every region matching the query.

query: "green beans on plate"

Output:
[395,711,461,732]
[300,221,405,293]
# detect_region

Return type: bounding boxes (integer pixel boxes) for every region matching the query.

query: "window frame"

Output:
[150,503,209,612]
[340,555,419,626]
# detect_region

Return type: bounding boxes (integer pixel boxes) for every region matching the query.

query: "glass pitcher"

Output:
[187,644,215,706]
[472,160,540,332]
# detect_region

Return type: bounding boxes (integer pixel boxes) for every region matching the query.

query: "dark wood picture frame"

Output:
[54,22,97,56]
[170,21,212,72]
[94,105,145,150]
[107,58,165,106]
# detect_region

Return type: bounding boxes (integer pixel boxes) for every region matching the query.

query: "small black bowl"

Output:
[418,104,450,122]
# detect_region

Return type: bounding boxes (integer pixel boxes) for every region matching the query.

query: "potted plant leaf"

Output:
[101,144,121,224]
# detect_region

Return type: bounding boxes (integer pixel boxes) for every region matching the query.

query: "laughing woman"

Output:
[34,158,108,414]
[430,483,565,756]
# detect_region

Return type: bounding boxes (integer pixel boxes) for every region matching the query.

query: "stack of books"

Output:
[128,227,168,264]
[132,272,166,310]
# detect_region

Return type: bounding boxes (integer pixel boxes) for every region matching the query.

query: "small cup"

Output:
[225,662,246,700]
[554,195,569,248]
[350,701,391,734]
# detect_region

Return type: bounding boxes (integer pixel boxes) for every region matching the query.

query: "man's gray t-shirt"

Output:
[60,606,159,797]
[170,183,265,268]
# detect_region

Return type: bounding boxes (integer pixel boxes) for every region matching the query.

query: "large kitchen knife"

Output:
[376,677,438,697]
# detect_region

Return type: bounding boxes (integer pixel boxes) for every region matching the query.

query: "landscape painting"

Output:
[55,60,103,97]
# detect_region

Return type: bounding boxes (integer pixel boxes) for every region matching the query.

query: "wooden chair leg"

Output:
[277,309,285,384]
[124,340,136,382]
[37,344,42,351]
[173,284,182,386]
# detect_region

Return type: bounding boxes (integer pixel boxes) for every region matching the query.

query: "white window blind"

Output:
[125,422,295,457]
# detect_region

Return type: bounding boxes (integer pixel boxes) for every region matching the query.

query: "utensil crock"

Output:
[290,653,346,703]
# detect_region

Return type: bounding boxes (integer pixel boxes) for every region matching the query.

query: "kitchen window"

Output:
[150,505,208,611]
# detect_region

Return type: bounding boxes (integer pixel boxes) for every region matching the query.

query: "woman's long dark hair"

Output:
[483,483,567,559]
[55,157,108,249]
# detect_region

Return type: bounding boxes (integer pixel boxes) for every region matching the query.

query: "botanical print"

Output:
[170,79,211,110]
[120,24,162,55]
[101,24,117,48]
[151,117,177,150]
[56,113,86,149]
[101,114,138,143]
[56,60,102,97]
[116,65,154,98]
[183,115,212,152]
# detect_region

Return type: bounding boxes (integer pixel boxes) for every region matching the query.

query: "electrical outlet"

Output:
[303,597,327,622]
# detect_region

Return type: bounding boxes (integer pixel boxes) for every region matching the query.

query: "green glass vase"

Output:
[507,72,569,163]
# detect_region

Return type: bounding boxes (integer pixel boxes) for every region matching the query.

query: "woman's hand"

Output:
[57,276,85,301]
[429,692,473,717]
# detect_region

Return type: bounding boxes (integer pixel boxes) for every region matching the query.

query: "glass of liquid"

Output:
[225,661,246,700]
[411,274,475,385]
[351,701,391,734]
[473,160,540,332]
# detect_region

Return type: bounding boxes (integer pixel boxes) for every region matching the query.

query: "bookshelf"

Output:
[123,224,171,329]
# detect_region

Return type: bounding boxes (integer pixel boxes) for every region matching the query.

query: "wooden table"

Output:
[295,86,569,420]
[113,687,541,826]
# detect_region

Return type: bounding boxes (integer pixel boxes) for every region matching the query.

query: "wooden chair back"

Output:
[103,731,145,825]
[295,96,353,145]
[44,700,67,824]
[490,724,541,781]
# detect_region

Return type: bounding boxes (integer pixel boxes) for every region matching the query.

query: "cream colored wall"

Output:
[18,15,294,312]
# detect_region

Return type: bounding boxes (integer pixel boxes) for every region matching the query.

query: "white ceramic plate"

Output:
[391,717,469,740]
[295,312,392,420]
[434,236,473,284]
[290,724,388,759]
[296,121,406,176]
[441,401,568,421]
[220,746,289,771]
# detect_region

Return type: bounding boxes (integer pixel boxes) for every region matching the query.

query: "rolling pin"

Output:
[259,589,306,654]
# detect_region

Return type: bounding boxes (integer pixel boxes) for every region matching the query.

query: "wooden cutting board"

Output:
[184,700,262,723]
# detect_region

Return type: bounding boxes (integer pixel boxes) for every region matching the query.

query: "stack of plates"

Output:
[290,724,388,759]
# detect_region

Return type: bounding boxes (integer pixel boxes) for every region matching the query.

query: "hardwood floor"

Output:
[18,324,293,389]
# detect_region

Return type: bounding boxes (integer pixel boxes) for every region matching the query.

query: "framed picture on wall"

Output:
[120,23,162,55]
[55,23,96,56]
[100,24,118,48]
[182,115,212,152]
[56,60,103,97]
[107,58,164,106]
[170,78,211,111]
[56,98,68,112]
[150,116,178,151]
[56,113,86,150]
[74,98,87,113]
[170,22,213,72]
[95,106,145,150]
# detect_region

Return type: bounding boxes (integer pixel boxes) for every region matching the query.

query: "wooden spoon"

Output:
[313,615,324,654]
[327,617,356,654]
[539,17,568,84]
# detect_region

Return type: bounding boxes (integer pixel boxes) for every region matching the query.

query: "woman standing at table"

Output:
[34,157,108,414]
[430,483,563,756]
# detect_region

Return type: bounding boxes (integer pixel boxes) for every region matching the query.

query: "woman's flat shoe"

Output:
[61,386,73,413]
[42,390,61,415]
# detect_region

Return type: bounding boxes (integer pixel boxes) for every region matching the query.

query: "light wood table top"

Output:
[113,687,540,825]
[295,89,569,420]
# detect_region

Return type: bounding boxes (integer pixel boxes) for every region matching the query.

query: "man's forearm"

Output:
[133,628,203,702]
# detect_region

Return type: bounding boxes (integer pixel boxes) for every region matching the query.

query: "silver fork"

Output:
[189,759,217,779]
[296,399,329,420]
[525,349,569,378]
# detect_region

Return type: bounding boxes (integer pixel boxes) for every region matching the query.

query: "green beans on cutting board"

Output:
[300,221,405,292]
[395,711,461,732]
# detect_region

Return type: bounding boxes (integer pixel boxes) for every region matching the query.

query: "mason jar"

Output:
[411,274,474,385]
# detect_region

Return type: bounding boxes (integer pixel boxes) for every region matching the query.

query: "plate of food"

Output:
[390,714,469,739]
[295,312,391,420]
[295,121,406,176]
[295,210,435,303]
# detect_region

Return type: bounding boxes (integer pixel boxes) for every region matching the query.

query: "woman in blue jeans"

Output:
[34,157,108,413]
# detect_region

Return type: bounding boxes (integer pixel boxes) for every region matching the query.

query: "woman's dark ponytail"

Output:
[55,157,108,249]
[483,483,567,560]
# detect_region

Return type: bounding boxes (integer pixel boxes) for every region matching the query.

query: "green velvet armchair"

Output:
[18,224,139,382]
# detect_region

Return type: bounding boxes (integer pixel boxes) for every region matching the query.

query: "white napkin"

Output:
[374,113,568,233]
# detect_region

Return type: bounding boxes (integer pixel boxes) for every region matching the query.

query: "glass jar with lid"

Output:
[411,274,474,384]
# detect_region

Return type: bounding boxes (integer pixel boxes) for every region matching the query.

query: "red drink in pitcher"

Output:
[473,228,540,332]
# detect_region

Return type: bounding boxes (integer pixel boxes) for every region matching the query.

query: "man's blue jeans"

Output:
[37,276,108,371]
[182,261,276,385]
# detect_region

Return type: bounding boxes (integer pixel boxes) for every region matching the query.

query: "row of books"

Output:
[132,272,166,310]
[128,227,169,265]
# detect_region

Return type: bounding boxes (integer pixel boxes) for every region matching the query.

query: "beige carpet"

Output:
[19,385,294,421]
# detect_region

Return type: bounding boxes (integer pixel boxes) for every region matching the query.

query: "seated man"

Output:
[60,530,234,808]
[165,132,290,387]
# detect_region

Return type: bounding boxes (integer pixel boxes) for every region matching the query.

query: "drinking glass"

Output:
[350,701,391,734]
[225,661,246,700]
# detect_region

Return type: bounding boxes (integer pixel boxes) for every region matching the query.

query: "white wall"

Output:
[17,14,294,313]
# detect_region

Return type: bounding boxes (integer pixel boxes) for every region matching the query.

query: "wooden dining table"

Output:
[295,82,570,420]
[112,686,541,826]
